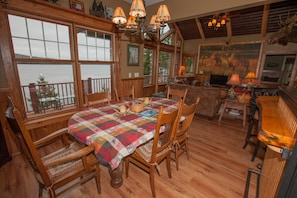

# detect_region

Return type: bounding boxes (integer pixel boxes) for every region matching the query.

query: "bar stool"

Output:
[242,101,265,161]
[242,87,279,161]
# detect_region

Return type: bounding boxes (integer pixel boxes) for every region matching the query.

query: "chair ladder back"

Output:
[86,91,111,107]
[115,86,134,102]
[5,98,52,186]
[167,87,188,102]
[179,98,200,135]
[152,100,182,160]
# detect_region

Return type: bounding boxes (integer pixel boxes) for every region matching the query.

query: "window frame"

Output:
[6,12,115,118]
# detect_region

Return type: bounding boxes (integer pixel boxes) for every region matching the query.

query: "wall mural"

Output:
[198,42,262,78]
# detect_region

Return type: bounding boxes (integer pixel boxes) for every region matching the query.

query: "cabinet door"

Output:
[261,54,296,85]
[0,122,12,167]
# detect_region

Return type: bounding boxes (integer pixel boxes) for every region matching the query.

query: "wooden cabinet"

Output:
[0,121,12,167]
[260,54,296,86]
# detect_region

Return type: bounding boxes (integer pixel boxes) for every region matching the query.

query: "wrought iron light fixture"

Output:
[112,0,171,34]
[208,13,226,30]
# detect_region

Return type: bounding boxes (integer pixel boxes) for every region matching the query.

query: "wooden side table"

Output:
[218,99,248,127]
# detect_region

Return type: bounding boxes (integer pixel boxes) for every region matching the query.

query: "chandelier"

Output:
[112,0,171,34]
[208,13,226,30]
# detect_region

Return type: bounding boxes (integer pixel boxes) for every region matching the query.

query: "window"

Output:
[158,51,171,83]
[9,15,73,114]
[77,28,112,105]
[10,15,71,60]
[160,24,173,45]
[143,48,153,86]
[77,29,112,61]
[8,14,113,116]
[183,55,195,75]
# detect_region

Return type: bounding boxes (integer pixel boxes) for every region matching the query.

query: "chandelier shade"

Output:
[112,0,171,34]
[156,5,171,22]
[129,0,146,17]
[112,7,127,24]
[126,16,138,29]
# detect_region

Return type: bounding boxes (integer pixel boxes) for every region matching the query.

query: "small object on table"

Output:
[139,109,158,117]
[131,102,144,113]
[119,105,127,113]
[144,97,151,105]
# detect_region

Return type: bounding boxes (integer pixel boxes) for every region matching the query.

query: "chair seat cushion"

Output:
[42,146,82,178]
[136,140,170,163]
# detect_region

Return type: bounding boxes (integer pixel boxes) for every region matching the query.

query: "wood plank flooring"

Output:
[0,116,264,198]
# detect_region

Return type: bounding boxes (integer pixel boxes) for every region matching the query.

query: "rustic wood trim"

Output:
[6,0,114,32]
[195,18,205,41]
[226,12,232,42]
[261,4,270,38]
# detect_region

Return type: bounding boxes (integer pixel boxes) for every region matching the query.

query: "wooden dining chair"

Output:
[5,97,101,198]
[115,86,135,102]
[172,97,200,170]
[86,91,111,107]
[125,100,182,198]
[167,86,188,103]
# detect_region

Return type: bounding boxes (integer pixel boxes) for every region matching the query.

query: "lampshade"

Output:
[126,16,138,29]
[156,5,171,22]
[112,7,127,24]
[178,65,186,76]
[227,74,241,86]
[112,0,170,34]
[149,15,160,29]
[129,0,146,18]
[245,71,256,79]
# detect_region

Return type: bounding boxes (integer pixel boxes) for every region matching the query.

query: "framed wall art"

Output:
[127,45,139,66]
[70,0,85,13]
[198,42,262,78]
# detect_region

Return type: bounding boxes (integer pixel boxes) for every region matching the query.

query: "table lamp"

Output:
[245,71,256,85]
[226,74,241,99]
[178,65,186,76]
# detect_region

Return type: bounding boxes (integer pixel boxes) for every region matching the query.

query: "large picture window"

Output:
[8,14,114,116]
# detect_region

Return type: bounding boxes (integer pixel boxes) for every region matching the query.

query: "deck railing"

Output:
[21,77,111,114]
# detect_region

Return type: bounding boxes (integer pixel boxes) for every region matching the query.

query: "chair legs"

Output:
[243,118,266,161]
[174,144,180,171]
[242,118,258,149]
[173,139,189,170]
[125,158,130,178]
[166,154,172,178]
[125,155,172,198]
[149,165,156,198]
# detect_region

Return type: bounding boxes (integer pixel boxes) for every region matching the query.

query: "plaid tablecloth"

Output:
[68,97,178,170]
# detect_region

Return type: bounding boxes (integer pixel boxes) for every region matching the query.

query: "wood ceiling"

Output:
[173,1,297,41]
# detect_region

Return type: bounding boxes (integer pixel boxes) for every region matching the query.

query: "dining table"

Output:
[68,97,179,188]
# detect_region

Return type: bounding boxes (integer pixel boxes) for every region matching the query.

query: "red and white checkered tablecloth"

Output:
[68,97,178,170]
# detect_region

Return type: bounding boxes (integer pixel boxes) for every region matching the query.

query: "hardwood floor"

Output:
[0,115,264,198]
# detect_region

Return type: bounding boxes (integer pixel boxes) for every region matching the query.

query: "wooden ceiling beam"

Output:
[225,12,232,42]
[261,4,270,38]
[173,22,184,41]
[195,18,205,41]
